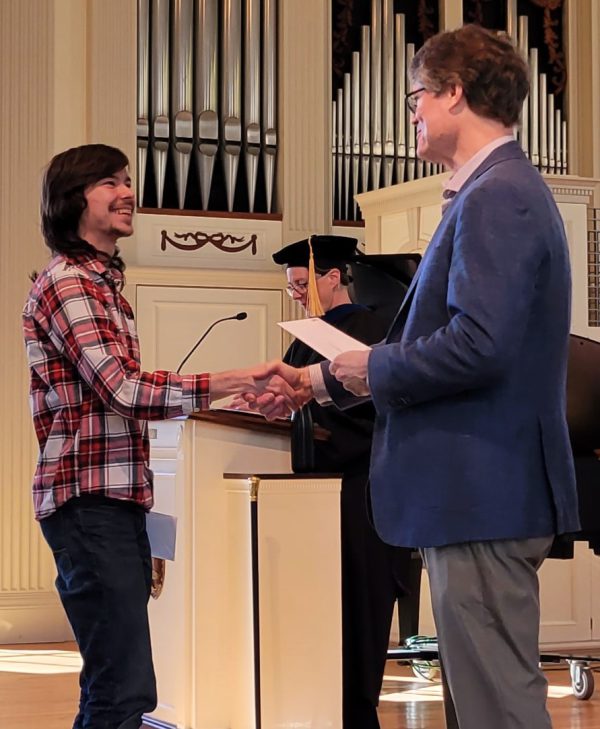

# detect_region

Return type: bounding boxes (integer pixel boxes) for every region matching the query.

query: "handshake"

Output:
[212,350,372,420]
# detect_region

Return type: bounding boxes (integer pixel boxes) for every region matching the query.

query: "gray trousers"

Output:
[422,536,554,729]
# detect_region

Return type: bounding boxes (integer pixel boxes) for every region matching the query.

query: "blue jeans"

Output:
[41,495,157,729]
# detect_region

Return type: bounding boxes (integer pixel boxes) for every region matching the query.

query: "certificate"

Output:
[146,511,177,561]
[278,317,371,361]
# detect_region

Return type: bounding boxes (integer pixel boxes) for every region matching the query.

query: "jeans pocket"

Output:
[52,547,73,577]
[74,498,129,540]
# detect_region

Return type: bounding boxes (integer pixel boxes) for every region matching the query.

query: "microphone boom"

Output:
[176,312,247,374]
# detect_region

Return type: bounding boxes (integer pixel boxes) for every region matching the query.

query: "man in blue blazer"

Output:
[249,23,580,729]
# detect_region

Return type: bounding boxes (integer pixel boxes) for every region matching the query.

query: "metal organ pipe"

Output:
[137,0,150,206]
[171,0,194,209]
[329,4,569,221]
[195,0,219,211]
[136,1,279,213]
[151,0,170,208]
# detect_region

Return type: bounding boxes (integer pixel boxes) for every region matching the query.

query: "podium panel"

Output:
[226,475,343,729]
[146,412,342,729]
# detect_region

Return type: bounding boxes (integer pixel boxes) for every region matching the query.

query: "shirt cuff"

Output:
[309,364,333,405]
[181,373,211,413]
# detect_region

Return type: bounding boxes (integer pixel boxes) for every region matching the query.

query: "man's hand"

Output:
[210,360,297,411]
[329,350,371,396]
[241,361,314,420]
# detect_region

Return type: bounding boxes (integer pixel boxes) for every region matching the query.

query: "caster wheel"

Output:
[572,666,595,700]
[410,661,440,682]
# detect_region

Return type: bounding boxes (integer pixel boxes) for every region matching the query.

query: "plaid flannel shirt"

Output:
[23,254,210,520]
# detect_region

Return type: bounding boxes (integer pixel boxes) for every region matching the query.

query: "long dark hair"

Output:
[40,144,130,277]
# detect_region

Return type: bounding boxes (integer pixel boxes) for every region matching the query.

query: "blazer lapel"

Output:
[385,141,528,340]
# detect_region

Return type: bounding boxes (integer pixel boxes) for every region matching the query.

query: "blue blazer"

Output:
[323,142,580,547]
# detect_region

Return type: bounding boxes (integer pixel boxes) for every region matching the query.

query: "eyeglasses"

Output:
[285,280,309,296]
[405,87,427,114]
[285,273,324,297]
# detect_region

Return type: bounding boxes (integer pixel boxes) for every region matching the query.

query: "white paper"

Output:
[278,317,371,361]
[146,511,177,561]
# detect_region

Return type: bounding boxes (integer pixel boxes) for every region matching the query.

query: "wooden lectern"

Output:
[145,410,342,729]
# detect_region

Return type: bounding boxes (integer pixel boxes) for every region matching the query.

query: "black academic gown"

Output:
[284,303,412,729]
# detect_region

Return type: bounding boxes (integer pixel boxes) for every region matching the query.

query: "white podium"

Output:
[145,411,342,729]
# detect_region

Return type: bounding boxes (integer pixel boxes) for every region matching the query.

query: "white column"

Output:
[0,0,138,642]
[53,0,87,153]
[87,0,137,165]
[279,0,332,242]
[0,0,72,642]
[566,0,600,178]
[439,0,462,30]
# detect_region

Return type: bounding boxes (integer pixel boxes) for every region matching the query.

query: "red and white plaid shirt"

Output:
[23,253,210,520]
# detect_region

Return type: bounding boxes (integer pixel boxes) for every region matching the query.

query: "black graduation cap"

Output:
[273,235,360,316]
[272,235,359,270]
[272,237,421,322]
[349,252,421,329]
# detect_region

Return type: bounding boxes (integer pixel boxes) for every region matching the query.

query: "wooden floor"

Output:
[378,661,600,729]
[1,643,600,728]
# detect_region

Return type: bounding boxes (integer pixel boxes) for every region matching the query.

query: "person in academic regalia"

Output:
[273,235,412,729]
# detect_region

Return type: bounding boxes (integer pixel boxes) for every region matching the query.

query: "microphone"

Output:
[176,312,248,374]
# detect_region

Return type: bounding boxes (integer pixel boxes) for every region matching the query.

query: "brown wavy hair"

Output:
[40,144,129,279]
[410,24,529,127]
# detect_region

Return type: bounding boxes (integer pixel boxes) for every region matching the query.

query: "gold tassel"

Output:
[306,236,325,317]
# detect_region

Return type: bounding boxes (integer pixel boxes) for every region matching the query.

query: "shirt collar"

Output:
[442,134,516,198]
[66,252,124,287]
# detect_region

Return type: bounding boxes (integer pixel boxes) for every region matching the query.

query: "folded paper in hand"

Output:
[278,318,371,361]
[146,511,177,561]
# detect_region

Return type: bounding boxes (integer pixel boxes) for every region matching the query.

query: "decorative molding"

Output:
[224,477,341,495]
[138,207,283,221]
[548,186,594,197]
[545,174,600,207]
[0,590,60,609]
[0,593,71,643]
[160,230,259,255]
[123,265,283,295]
[128,212,283,270]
